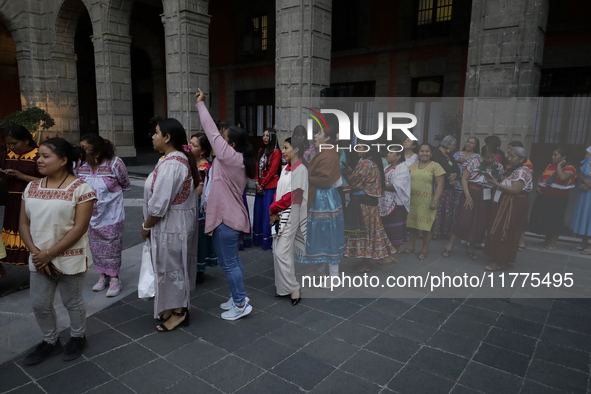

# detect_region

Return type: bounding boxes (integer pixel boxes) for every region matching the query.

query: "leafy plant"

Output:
[1,107,55,143]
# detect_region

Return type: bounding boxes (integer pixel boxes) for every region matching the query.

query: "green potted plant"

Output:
[1,107,55,144]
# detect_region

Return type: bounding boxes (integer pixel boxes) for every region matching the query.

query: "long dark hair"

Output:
[484,135,506,164]
[289,136,309,162]
[262,128,279,158]
[80,133,115,163]
[226,124,256,179]
[3,125,37,149]
[40,138,85,175]
[462,137,481,154]
[157,118,199,187]
[360,146,386,193]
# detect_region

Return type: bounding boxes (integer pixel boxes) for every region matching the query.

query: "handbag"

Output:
[138,239,155,299]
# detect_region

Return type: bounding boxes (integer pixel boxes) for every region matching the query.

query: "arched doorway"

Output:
[75,9,98,135]
[0,20,21,125]
[130,0,166,148]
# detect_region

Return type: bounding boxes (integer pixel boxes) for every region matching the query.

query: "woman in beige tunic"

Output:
[142,118,199,332]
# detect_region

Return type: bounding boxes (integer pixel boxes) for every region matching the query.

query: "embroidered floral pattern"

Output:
[151,155,193,205]
[27,179,93,202]
[59,248,84,257]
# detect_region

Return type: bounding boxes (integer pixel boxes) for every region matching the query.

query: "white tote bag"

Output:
[138,239,155,299]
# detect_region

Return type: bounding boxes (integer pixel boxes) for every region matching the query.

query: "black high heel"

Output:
[291,290,301,306]
[157,309,190,332]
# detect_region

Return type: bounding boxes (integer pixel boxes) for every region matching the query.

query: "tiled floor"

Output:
[2,244,590,394]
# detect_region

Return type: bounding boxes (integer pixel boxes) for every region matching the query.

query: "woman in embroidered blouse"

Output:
[507,140,533,251]
[404,143,446,259]
[343,147,395,273]
[269,137,308,305]
[196,89,257,321]
[529,147,577,251]
[443,145,503,260]
[379,150,411,262]
[76,134,130,297]
[189,134,218,284]
[20,138,97,365]
[253,129,282,250]
[483,147,533,271]
[142,119,200,332]
[0,125,42,278]
[570,146,591,254]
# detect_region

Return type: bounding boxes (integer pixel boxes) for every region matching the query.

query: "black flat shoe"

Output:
[63,336,87,361]
[275,293,289,298]
[196,272,204,284]
[23,341,63,365]
[291,297,301,306]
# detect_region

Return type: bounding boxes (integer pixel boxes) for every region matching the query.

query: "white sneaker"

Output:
[92,274,108,292]
[220,296,250,311]
[221,303,253,321]
[106,277,122,297]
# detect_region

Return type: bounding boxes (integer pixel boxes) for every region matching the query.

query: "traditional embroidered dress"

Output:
[253,148,281,250]
[407,161,446,232]
[303,142,316,163]
[453,159,504,244]
[296,147,345,265]
[0,148,41,275]
[270,160,308,296]
[452,151,481,234]
[529,163,577,236]
[143,152,198,318]
[379,163,411,246]
[570,156,591,237]
[344,159,395,259]
[75,158,130,277]
[197,161,218,272]
[484,166,533,266]
[23,179,97,274]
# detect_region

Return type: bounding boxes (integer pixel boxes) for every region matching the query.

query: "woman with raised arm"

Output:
[142,119,199,332]
[0,125,42,278]
[196,89,256,320]
[20,138,97,365]
[76,134,130,297]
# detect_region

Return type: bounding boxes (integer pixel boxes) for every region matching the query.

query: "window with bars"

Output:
[415,0,452,38]
[417,0,452,25]
[252,15,268,51]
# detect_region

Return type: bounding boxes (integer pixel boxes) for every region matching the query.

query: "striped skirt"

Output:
[381,205,409,246]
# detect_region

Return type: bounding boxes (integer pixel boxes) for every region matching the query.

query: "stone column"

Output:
[461,0,549,150]
[275,0,332,143]
[92,33,136,157]
[162,1,210,134]
[48,50,80,139]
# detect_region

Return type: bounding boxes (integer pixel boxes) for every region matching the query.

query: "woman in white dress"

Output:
[141,119,200,332]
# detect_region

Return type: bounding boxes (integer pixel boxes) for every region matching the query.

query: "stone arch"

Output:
[49,0,95,138]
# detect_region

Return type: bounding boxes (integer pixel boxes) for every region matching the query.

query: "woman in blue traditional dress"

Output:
[295,127,345,280]
[569,146,591,255]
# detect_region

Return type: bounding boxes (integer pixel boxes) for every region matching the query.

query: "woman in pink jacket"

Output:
[195,89,257,321]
